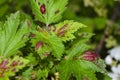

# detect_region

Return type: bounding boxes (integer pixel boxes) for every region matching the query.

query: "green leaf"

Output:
[96,73,112,80]
[67,43,90,60]
[0,11,30,57]
[50,20,87,41]
[58,36,108,80]
[0,77,9,80]
[0,56,29,79]
[58,60,98,80]
[103,74,112,80]
[94,59,107,73]
[58,59,109,80]
[48,34,64,58]
[66,33,93,59]
[26,53,38,65]
[37,69,49,80]
[31,27,64,58]
[30,0,68,24]
[22,67,33,80]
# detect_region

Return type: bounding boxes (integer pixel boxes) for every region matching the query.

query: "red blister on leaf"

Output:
[40,4,46,14]
[0,60,9,69]
[82,50,99,61]
[35,41,43,50]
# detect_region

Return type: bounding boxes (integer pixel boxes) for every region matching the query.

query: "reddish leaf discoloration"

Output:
[40,4,46,14]
[35,41,43,50]
[81,50,99,61]
[57,24,68,36]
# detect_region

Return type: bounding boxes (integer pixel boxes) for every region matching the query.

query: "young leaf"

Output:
[0,11,30,57]
[65,32,93,59]
[37,69,49,80]
[67,43,90,60]
[26,53,38,65]
[31,27,64,58]
[30,0,68,24]
[50,20,87,41]
[22,67,33,80]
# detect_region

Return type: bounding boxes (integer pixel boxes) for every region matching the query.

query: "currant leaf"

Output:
[58,60,97,80]
[0,11,30,57]
[58,59,111,80]
[31,27,64,58]
[0,56,29,79]
[30,0,68,24]
[50,20,87,42]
